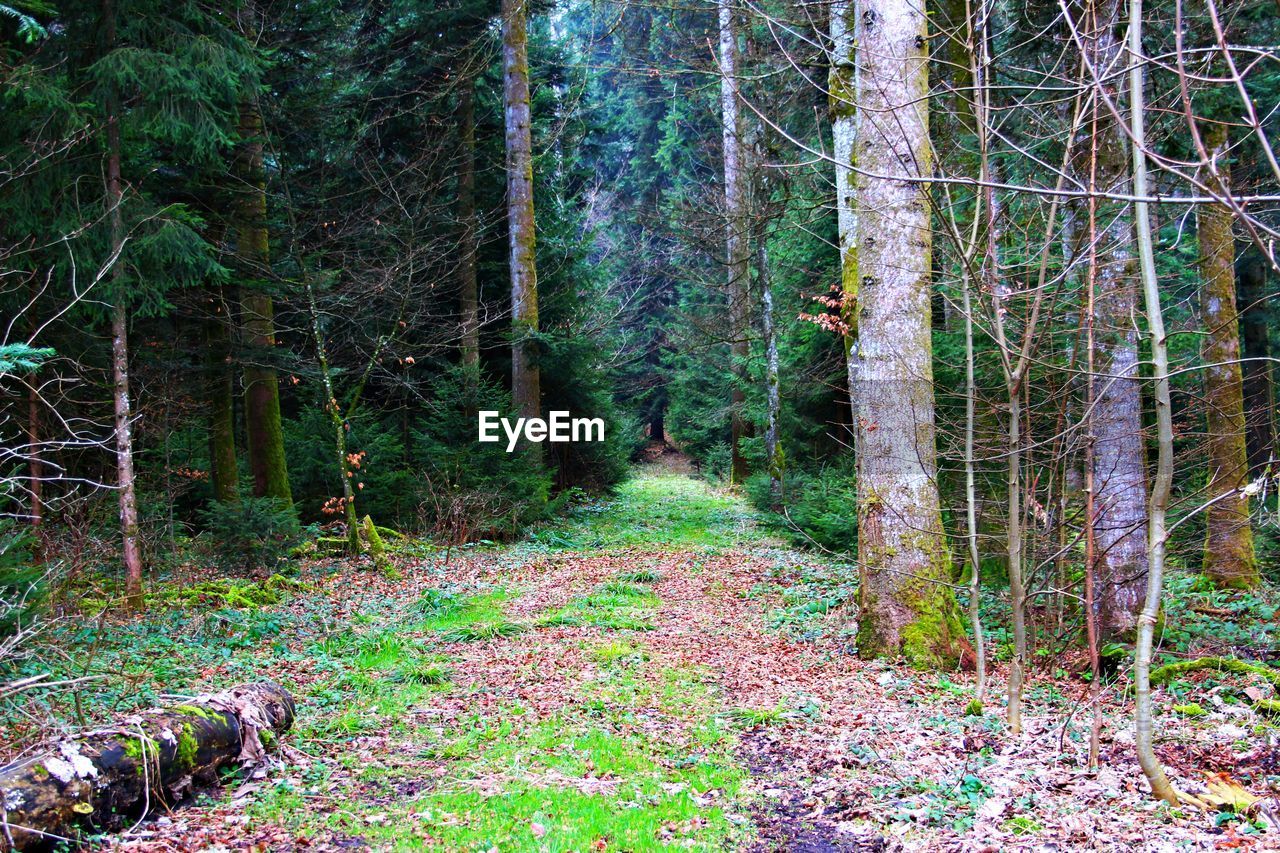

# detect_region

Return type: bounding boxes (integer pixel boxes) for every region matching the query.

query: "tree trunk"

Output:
[236,99,293,507]
[718,0,750,485]
[829,0,858,422]
[103,0,143,612]
[206,286,239,505]
[305,277,360,556]
[1128,0,1177,801]
[0,682,294,851]
[852,0,969,667]
[457,75,480,372]
[1237,246,1275,475]
[503,0,540,434]
[1198,124,1257,589]
[1080,0,1147,638]
[757,227,782,511]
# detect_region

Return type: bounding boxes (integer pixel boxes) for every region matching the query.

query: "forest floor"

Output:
[8,452,1279,851]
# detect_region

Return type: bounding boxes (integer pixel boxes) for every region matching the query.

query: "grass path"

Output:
[34,459,1255,851]
[107,462,859,851]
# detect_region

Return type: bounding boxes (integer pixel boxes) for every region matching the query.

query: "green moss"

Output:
[173,704,222,721]
[1173,703,1207,717]
[964,699,984,716]
[1149,656,1280,688]
[177,723,198,769]
[120,737,144,760]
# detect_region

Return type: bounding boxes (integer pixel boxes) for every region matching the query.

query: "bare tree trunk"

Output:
[852,0,969,667]
[237,99,293,507]
[961,278,986,701]
[206,284,239,505]
[1080,0,1147,638]
[1084,177,1103,768]
[25,294,43,544]
[304,277,360,556]
[719,0,750,485]
[503,0,540,435]
[1198,124,1257,589]
[457,75,480,372]
[103,0,144,611]
[1129,0,1177,802]
[757,226,782,510]
[829,0,858,417]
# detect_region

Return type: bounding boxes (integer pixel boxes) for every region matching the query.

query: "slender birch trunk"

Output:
[1129,0,1178,802]
[1080,0,1147,638]
[718,0,750,485]
[237,99,293,507]
[103,0,144,611]
[829,0,858,411]
[852,0,969,666]
[458,75,480,373]
[1198,124,1257,589]
[503,0,541,434]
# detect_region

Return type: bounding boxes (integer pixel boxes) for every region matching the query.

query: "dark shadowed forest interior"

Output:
[2,0,1280,849]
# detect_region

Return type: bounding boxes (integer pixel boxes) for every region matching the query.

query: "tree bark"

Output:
[829,0,858,422]
[1128,0,1178,801]
[0,682,294,851]
[1079,0,1147,638]
[305,276,360,556]
[1198,124,1257,589]
[718,0,750,485]
[102,0,144,612]
[236,99,293,507]
[457,75,480,372]
[852,0,969,667]
[206,285,239,505]
[503,0,541,434]
[757,226,782,511]
[1237,246,1275,475]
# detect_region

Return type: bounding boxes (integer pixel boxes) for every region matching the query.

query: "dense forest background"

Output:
[2,0,1280,845]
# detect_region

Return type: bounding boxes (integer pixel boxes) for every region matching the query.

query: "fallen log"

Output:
[0,681,294,851]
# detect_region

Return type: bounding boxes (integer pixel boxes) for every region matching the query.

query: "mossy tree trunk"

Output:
[1078,0,1146,639]
[718,0,750,486]
[0,682,294,851]
[851,0,969,668]
[1198,123,1257,589]
[103,0,144,612]
[503,0,541,440]
[457,74,480,373]
[236,99,293,507]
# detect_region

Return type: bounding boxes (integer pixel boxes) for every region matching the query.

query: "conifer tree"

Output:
[503,0,541,431]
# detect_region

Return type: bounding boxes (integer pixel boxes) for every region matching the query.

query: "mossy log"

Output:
[0,681,294,851]
[1148,656,1280,688]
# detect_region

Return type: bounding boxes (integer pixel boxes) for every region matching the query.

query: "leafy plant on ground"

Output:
[199,497,303,574]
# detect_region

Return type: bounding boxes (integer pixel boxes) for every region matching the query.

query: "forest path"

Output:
[115,460,1196,852]
[124,459,886,850]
